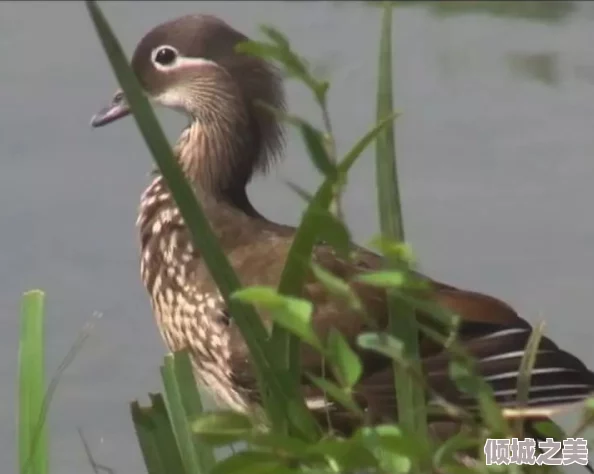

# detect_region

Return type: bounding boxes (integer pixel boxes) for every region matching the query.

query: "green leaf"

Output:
[244,432,309,456]
[357,424,403,444]
[161,352,215,473]
[235,41,288,66]
[433,432,479,467]
[232,286,289,307]
[307,437,378,471]
[253,105,337,180]
[284,180,314,203]
[191,410,254,445]
[357,332,404,362]
[233,287,322,350]
[310,263,363,312]
[237,36,311,88]
[260,26,291,51]
[397,293,459,330]
[307,375,365,417]
[326,329,362,388]
[172,351,216,469]
[356,425,416,473]
[448,357,479,395]
[211,451,292,474]
[18,290,47,474]
[449,356,506,434]
[310,207,351,258]
[478,388,507,435]
[131,395,186,474]
[369,236,416,264]
[355,270,408,288]
[342,112,400,174]
[257,26,327,101]
[299,122,337,178]
[313,80,330,105]
[514,322,545,434]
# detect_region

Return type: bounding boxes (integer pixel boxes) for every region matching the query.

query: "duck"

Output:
[90,14,594,439]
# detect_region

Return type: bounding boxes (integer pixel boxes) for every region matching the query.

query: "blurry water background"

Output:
[2,1,594,472]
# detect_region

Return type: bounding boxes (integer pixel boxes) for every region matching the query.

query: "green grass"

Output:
[18,290,48,474]
[160,352,216,474]
[17,290,102,474]
[374,5,428,467]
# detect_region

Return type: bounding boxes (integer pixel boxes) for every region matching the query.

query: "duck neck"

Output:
[174,115,262,218]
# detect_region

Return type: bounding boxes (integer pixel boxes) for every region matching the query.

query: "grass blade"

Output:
[131,395,187,474]
[299,122,337,178]
[18,290,47,474]
[161,351,217,473]
[160,353,209,474]
[514,322,545,435]
[85,0,315,437]
[374,2,427,457]
[376,4,404,242]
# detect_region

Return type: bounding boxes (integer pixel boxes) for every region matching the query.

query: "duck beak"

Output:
[90,89,130,128]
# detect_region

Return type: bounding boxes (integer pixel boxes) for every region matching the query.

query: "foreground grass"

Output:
[17,291,100,474]
[18,290,47,474]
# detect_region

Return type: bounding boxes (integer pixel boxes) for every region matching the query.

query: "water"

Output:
[2,1,594,472]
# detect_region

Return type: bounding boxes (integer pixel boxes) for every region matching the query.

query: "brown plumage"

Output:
[91,14,594,439]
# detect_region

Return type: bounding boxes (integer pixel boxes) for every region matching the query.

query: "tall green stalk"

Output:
[374,2,428,462]
[18,290,48,474]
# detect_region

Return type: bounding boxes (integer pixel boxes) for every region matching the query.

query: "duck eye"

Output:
[153,46,177,66]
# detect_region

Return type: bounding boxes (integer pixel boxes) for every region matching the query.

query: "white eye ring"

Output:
[151,45,180,70]
[150,45,218,73]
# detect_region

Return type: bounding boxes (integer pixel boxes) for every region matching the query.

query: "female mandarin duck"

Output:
[91,14,594,435]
